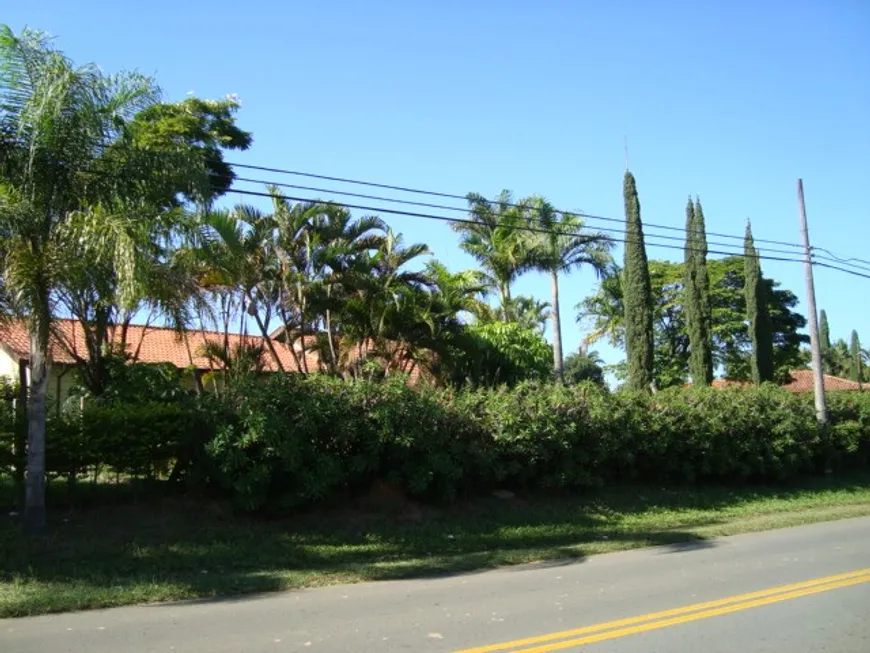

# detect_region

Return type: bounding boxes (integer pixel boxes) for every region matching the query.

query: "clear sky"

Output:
[7,1,870,368]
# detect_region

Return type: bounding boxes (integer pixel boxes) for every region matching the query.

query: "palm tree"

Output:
[199,340,266,396]
[0,26,176,532]
[473,295,551,333]
[528,198,613,380]
[302,203,387,371]
[270,196,387,373]
[828,339,851,378]
[423,260,488,320]
[198,202,291,372]
[452,191,536,320]
[576,265,624,348]
[339,229,433,378]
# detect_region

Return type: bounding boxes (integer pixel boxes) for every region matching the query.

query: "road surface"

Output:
[3,516,869,652]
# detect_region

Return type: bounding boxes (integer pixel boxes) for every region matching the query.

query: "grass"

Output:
[2,473,870,618]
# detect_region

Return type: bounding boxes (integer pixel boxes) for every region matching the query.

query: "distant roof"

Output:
[0,318,319,373]
[780,369,864,392]
[710,369,864,393]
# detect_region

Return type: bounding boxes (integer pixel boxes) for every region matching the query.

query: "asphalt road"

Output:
[3,516,869,653]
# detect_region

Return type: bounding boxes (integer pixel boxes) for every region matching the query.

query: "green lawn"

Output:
[2,474,870,618]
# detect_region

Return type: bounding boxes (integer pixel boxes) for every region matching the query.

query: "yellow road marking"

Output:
[455,568,870,653]
[514,574,870,652]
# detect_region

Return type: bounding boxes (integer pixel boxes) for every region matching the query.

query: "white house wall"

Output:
[0,348,20,384]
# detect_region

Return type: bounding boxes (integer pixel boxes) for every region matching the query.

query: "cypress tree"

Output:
[744,221,775,383]
[685,197,713,385]
[819,310,832,374]
[623,171,654,391]
[850,330,862,383]
[694,198,713,383]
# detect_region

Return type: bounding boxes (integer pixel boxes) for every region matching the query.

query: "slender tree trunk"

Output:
[325,309,338,371]
[245,289,285,372]
[276,304,304,373]
[550,268,564,382]
[130,309,155,363]
[325,285,338,371]
[297,284,310,374]
[13,360,28,509]
[500,281,511,321]
[25,321,49,535]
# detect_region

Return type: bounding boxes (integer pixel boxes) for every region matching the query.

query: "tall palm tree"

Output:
[528,198,613,381]
[452,191,536,320]
[0,26,176,532]
[339,229,433,377]
[423,260,488,320]
[272,196,386,372]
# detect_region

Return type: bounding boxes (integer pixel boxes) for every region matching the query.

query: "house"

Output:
[0,318,425,412]
[0,318,321,412]
[710,369,864,392]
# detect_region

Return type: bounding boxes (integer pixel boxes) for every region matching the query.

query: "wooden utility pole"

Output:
[797,179,827,427]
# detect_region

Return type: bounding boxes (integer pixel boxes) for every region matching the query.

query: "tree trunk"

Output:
[24,323,49,535]
[325,309,338,372]
[551,268,564,382]
[297,287,310,375]
[245,289,285,373]
[13,359,28,509]
[500,282,511,321]
[325,285,338,372]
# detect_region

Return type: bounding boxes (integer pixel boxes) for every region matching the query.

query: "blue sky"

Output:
[8,1,870,368]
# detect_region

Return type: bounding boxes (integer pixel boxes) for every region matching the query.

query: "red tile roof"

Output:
[0,318,319,373]
[780,369,864,393]
[0,319,428,384]
[709,369,863,393]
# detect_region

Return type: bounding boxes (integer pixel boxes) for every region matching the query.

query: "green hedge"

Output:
[3,377,870,511]
[203,376,870,510]
[0,400,208,483]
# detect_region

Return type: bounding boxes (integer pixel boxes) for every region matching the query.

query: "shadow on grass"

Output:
[1,472,868,616]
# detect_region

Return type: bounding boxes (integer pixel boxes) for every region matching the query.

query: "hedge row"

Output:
[0,402,206,482]
[2,377,869,510]
[204,376,870,510]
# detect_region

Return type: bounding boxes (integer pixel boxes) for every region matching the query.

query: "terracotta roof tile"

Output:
[703,369,863,393]
[0,318,319,373]
[780,369,864,393]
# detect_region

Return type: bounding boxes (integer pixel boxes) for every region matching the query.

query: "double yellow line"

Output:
[456,567,870,653]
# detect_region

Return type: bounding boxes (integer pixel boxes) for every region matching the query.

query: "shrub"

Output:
[47,401,204,481]
[201,379,870,511]
[446,322,553,387]
[3,372,869,512]
[204,374,488,511]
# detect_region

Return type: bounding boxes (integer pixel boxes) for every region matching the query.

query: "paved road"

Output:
[3,517,870,653]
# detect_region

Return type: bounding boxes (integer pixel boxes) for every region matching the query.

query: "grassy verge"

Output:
[2,473,870,618]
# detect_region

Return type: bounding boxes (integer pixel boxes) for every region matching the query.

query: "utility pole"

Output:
[797,179,827,429]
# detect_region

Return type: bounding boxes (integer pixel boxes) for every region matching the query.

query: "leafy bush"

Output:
[47,401,205,481]
[204,375,485,510]
[447,322,553,387]
[65,356,191,405]
[827,392,870,468]
[201,378,870,511]
[0,378,24,478]
[563,351,605,386]
[4,367,869,513]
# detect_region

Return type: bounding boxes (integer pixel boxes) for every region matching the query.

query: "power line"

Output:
[230,175,810,258]
[82,142,870,273]
[229,174,870,276]
[219,186,828,271]
[225,160,809,251]
[811,248,870,273]
[812,261,870,279]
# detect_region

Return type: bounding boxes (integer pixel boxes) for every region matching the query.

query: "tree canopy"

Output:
[578,257,809,388]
